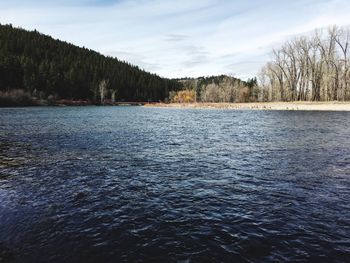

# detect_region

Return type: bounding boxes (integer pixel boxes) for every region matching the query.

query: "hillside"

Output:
[0,24,181,105]
[172,75,258,103]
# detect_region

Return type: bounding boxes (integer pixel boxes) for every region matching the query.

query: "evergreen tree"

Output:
[0,24,181,102]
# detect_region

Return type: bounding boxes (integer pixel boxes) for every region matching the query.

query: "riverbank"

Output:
[0,98,147,107]
[143,102,350,111]
[2,100,350,111]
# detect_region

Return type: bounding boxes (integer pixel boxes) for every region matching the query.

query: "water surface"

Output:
[0,107,350,262]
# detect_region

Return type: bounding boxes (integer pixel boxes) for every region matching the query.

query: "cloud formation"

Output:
[1,0,350,79]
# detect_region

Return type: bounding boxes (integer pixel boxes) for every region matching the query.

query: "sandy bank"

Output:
[144,102,350,111]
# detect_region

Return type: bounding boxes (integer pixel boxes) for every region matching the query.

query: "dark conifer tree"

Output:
[0,24,182,102]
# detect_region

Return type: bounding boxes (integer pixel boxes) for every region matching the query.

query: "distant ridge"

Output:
[173,75,258,103]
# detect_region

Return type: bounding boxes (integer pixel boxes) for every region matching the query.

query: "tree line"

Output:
[0,24,181,105]
[171,75,258,103]
[259,25,350,101]
[2,23,349,106]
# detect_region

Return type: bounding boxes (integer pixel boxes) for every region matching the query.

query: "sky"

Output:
[1,0,350,79]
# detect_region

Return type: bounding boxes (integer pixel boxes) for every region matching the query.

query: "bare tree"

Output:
[111,90,116,103]
[99,79,108,104]
[259,25,350,102]
[333,26,350,100]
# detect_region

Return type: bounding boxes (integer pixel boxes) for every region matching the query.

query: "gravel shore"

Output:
[144,102,350,111]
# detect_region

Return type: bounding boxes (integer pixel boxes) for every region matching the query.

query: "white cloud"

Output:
[0,0,350,79]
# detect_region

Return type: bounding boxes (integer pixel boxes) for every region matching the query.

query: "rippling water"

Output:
[0,106,350,262]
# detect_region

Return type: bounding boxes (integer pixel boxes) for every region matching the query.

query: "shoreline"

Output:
[144,102,350,111]
[1,101,350,111]
[0,100,147,108]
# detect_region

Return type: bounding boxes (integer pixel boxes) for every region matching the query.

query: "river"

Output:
[0,106,349,262]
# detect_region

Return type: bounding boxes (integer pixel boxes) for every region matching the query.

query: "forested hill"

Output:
[0,24,181,103]
[176,75,256,90]
[172,75,259,103]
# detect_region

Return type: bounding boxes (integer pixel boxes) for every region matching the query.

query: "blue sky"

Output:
[1,0,349,79]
